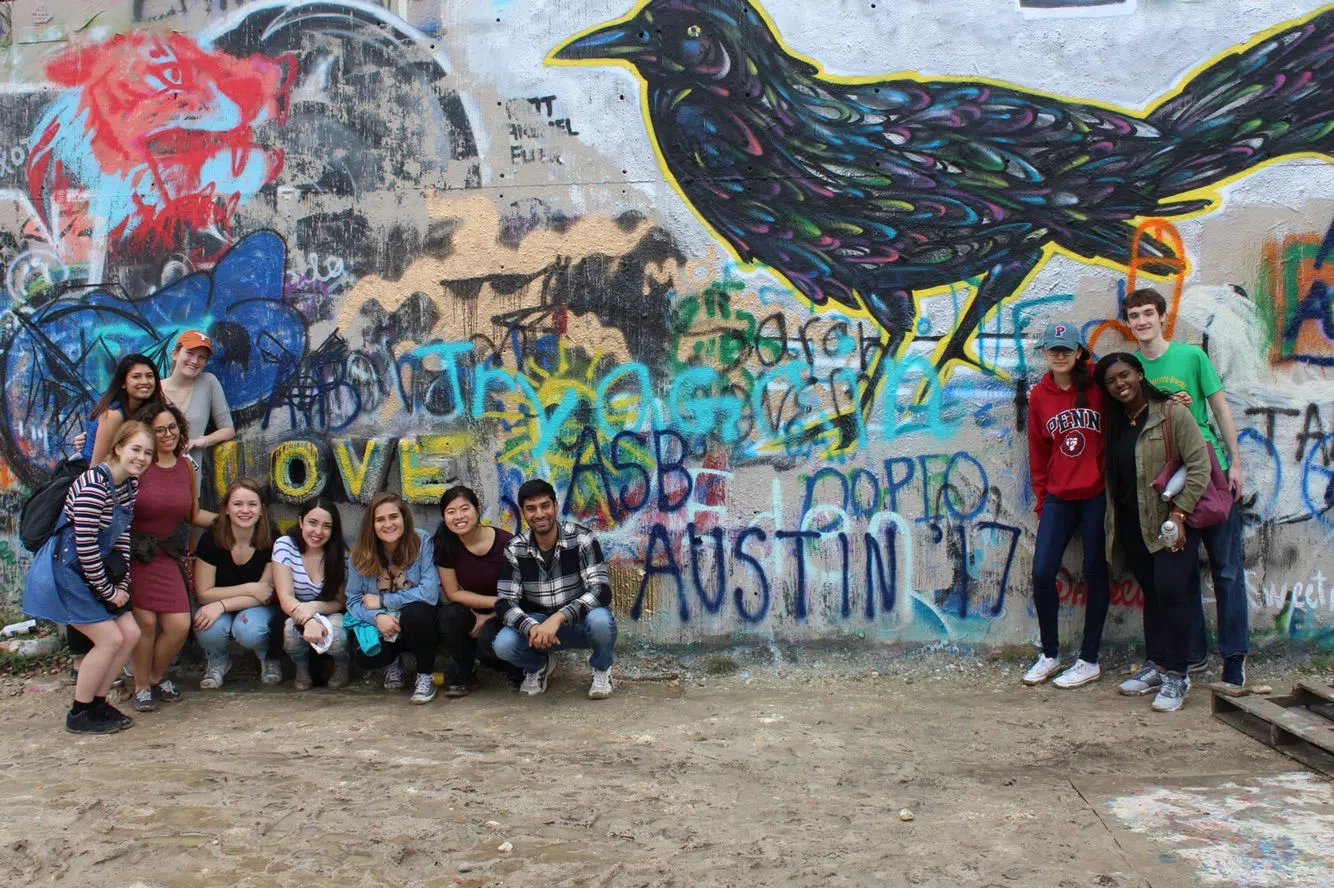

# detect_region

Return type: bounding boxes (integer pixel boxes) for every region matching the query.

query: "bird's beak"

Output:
[550,22,648,64]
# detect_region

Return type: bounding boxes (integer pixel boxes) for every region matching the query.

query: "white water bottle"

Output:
[1160,465,1188,501]
[1160,520,1180,547]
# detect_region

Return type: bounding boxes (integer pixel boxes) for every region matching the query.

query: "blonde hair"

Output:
[108,420,153,462]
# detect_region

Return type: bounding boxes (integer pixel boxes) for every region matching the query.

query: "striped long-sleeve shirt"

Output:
[495,522,611,634]
[62,466,136,601]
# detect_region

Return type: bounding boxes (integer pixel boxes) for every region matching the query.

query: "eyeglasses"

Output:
[153,423,179,436]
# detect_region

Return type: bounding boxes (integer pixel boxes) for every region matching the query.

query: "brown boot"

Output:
[327,662,350,690]
[294,664,313,691]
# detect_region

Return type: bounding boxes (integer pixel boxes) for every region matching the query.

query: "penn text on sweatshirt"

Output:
[1027,369,1106,513]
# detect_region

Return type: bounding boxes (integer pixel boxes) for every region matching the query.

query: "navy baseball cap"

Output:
[1041,320,1083,351]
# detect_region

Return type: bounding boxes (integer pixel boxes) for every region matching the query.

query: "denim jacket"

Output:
[1104,400,1212,558]
[345,529,440,624]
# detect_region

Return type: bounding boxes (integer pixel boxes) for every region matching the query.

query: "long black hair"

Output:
[289,497,347,601]
[90,353,163,420]
[1094,352,1173,441]
[1068,346,1095,409]
[433,485,481,565]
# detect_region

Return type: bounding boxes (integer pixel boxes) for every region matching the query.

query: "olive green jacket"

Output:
[1104,400,1213,558]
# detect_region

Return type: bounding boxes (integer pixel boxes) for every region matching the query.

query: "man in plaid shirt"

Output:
[494,479,617,698]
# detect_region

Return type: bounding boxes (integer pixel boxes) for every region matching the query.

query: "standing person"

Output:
[22,422,154,733]
[274,498,351,690]
[193,479,281,690]
[158,330,235,490]
[1096,353,1212,713]
[126,402,216,713]
[493,480,617,699]
[83,354,164,465]
[1125,287,1248,686]
[1023,321,1109,689]
[67,355,164,676]
[345,492,441,705]
[433,486,523,696]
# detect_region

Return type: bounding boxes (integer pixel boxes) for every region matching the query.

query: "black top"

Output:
[195,530,272,588]
[1107,417,1144,515]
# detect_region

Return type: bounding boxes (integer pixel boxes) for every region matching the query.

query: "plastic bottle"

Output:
[1160,465,1188,501]
[1160,520,1180,547]
[0,619,37,637]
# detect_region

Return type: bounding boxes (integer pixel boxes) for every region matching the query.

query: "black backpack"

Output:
[19,458,89,552]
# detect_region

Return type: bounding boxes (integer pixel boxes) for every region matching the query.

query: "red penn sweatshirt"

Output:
[1026,370,1106,513]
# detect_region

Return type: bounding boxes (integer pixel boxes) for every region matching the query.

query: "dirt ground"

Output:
[0,650,1328,888]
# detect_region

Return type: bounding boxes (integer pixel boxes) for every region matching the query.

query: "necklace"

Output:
[1127,404,1148,427]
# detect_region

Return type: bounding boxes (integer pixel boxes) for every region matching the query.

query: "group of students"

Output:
[1024,288,1249,713]
[22,331,619,734]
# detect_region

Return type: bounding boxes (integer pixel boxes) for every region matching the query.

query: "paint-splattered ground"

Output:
[0,655,1330,888]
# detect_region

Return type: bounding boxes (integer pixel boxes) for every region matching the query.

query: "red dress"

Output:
[129,458,193,613]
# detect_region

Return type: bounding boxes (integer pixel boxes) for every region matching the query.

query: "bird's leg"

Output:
[928,251,1042,386]
[856,287,914,420]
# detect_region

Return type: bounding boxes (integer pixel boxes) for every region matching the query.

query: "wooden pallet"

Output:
[1212,680,1334,777]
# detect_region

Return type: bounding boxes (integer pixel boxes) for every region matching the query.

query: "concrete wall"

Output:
[0,0,1330,650]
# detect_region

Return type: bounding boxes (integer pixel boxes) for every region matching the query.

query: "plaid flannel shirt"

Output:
[496,521,611,633]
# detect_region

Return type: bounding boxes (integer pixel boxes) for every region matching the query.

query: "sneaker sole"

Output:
[410,694,437,705]
[1054,672,1102,689]
[1152,700,1186,712]
[1118,683,1161,696]
[1021,673,1059,687]
[588,690,613,699]
[66,723,123,735]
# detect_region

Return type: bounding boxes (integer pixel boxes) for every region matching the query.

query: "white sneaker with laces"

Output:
[588,668,614,699]
[1052,659,1101,689]
[410,673,437,704]
[384,657,405,690]
[200,660,230,690]
[1022,654,1061,686]
[520,655,553,696]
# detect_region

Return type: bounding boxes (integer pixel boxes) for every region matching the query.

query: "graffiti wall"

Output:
[0,0,1330,650]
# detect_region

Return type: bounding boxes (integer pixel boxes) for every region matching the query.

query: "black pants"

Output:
[1118,510,1201,675]
[349,601,439,673]
[437,601,522,685]
[68,625,93,657]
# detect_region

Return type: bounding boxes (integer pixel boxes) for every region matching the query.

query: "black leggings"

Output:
[437,601,522,685]
[349,601,439,673]
[1118,511,1202,675]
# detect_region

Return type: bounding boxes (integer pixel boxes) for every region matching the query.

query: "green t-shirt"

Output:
[1136,341,1228,469]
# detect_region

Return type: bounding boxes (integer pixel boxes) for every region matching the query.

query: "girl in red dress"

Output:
[126,402,215,712]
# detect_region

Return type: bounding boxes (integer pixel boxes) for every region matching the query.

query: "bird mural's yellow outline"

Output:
[549,1,1333,391]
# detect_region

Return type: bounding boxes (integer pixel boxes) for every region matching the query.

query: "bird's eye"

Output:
[686,24,702,38]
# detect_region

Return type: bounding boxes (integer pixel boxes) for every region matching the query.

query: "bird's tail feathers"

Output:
[1146,7,1332,197]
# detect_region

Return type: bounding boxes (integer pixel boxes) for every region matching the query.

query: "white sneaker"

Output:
[1022,654,1061,686]
[384,657,404,690]
[1052,659,1101,689]
[410,673,437,704]
[200,660,230,690]
[588,668,614,699]
[520,655,553,696]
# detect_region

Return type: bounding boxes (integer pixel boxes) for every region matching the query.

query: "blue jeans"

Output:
[1032,493,1110,663]
[493,607,617,673]
[196,605,280,665]
[1187,502,1248,662]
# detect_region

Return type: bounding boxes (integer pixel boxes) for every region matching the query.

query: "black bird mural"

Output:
[551,0,1333,422]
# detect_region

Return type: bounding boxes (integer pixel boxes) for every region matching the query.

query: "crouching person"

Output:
[345,492,441,704]
[275,498,350,690]
[493,480,617,699]
[193,479,281,689]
